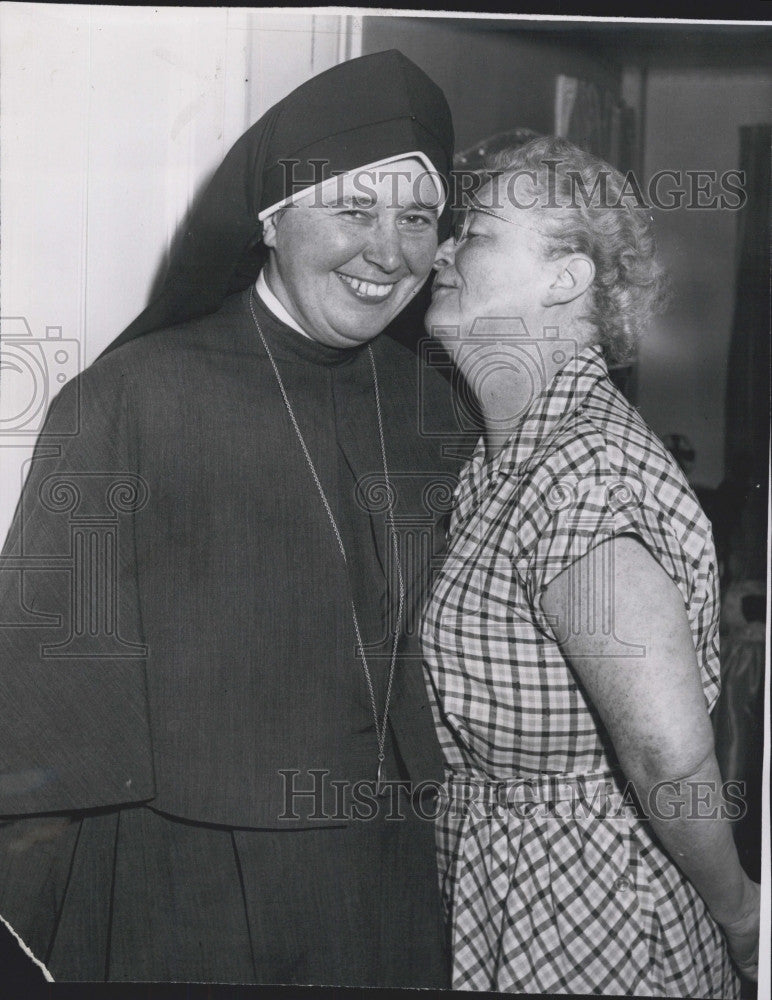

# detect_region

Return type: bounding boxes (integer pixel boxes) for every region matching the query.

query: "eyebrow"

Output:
[324,195,440,214]
[325,194,377,209]
[456,208,491,232]
[467,204,548,237]
[405,200,440,214]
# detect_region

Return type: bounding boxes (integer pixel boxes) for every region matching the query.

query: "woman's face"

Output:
[262,158,440,348]
[425,176,553,355]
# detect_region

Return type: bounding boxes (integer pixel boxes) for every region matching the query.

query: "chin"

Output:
[424,301,456,337]
[326,325,385,348]
[350,315,394,341]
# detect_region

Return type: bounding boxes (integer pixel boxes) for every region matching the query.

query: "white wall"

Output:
[0,3,360,543]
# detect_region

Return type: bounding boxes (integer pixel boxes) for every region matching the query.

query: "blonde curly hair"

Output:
[485,136,669,364]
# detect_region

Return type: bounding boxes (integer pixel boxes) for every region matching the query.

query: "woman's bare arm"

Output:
[541,535,760,979]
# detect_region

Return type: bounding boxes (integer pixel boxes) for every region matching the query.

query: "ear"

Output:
[261,212,280,249]
[545,254,595,305]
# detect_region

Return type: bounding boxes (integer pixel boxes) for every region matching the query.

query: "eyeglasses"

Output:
[452,204,547,244]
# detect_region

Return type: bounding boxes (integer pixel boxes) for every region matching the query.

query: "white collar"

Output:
[255,270,311,339]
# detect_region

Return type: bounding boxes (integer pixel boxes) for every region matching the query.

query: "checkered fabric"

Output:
[421,346,739,996]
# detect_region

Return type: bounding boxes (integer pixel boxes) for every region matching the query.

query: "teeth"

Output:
[337,273,394,298]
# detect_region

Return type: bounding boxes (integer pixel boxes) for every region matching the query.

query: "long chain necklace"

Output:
[249,291,405,792]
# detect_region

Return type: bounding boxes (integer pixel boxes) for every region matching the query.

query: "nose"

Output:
[433,236,456,270]
[362,220,403,274]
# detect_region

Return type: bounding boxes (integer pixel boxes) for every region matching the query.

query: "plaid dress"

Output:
[421,346,740,996]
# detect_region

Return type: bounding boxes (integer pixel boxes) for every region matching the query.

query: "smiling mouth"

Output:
[337,273,396,302]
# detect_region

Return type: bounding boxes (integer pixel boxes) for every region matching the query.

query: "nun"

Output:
[0,50,457,985]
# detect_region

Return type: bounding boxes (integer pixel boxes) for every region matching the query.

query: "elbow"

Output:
[619,736,718,793]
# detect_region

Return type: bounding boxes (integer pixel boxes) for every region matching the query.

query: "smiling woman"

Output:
[0,49,459,986]
[261,158,441,348]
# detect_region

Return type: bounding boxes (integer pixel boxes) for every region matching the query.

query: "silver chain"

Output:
[249,291,405,789]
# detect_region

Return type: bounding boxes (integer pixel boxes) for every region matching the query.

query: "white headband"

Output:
[258,151,446,222]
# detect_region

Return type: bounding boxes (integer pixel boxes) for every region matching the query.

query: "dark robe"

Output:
[0,289,460,984]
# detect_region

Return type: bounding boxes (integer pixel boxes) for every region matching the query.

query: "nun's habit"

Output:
[0,51,458,985]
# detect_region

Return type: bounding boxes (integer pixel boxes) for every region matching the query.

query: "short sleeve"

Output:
[521,469,693,641]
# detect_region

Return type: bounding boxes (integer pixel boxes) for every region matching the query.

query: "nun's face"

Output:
[262,158,440,348]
